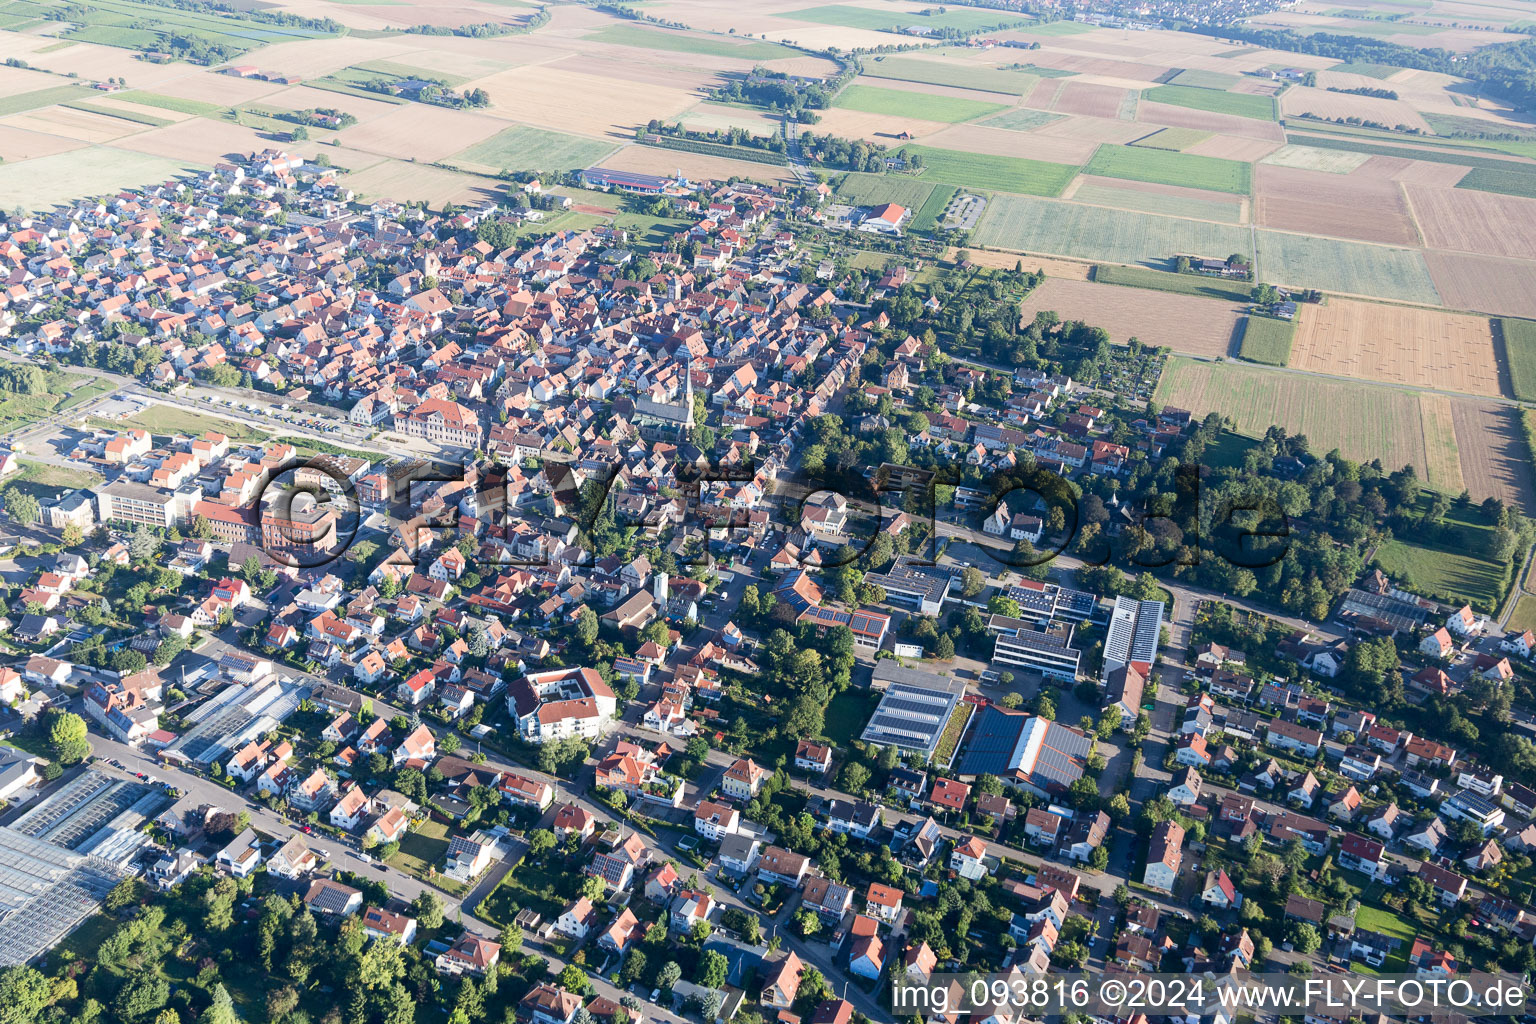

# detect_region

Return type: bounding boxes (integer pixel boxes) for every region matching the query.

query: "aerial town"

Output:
[0,135,1528,1024]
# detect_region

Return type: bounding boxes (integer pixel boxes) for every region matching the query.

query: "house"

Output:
[722,757,768,799]
[849,934,884,979]
[759,951,805,1009]
[1201,869,1239,909]
[588,833,648,890]
[1328,785,1362,821]
[950,835,989,880]
[215,828,263,878]
[757,845,811,888]
[444,832,500,883]
[600,908,642,954]
[694,800,740,840]
[1420,627,1455,659]
[929,777,970,813]
[267,837,319,879]
[1266,719,1322,757]
[553,803,596,843]
[1366,802,1401,841]
[361,907,418,945]
[1064,811,1110,863]
[1175,733,1211,767]
[1023,807,1065,846]
[718,833,761,875]
[1168,767,1202,806]
[795,739,832,774]
[1404,816,1448,854]
[1143,820,1184,891]
[1337,835,1387,880]
[437,935,501,977]
[304,879,363,919]
[866,882,903,922]
[1417,862,1468,905]
[329,785,370,831]
[824,798,882,839]
[669,889,713,934]
[520,985,582,1024]
[803,875,855,921]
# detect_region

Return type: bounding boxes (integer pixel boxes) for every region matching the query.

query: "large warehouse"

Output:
[956,705,1093,798]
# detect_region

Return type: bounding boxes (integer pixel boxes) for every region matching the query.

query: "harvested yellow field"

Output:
[1419,393,1467,495]
[149,70,286,107]
[342,158,495,205]
[1,106,139,144]
[91,96,198,123]
[0,123,88,161]
[804,107,953,144]
[474,65,698,139]
[1280,85,1431,134]
[1184,134,1284,161]
[602,142,795,184]
[337,104,507,162]
[922,122,1100,164]
[1290,298,1501,398]
[111,118,276,164]
[236,37,420,79]
[261,85,402,121]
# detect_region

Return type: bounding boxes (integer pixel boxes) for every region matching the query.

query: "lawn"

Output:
[6,459,103,502]
[0,372,112,433]
[824,690,877,748]
[1374,526,1508,612]
[1093,263,1252,302]
[385,817,463,891]
[1353,903,1416,942]
[862,55,1039,96]
[612,213,691,250]
[477,853,576,926]
[1143,84,1276,121]
[1237,314,1295,365]
[908,145,1078,196]
[778,4,1031,33]
[450,125,616,174]
[583,23,801,59]
[1502,317,1536,401]
[1084,144,1251,194]
[1508,594,1536,634]
[1328,62,1404,78]
[835,83,1006,123]
[110,404,267,442]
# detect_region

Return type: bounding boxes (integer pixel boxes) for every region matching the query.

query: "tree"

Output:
[1287,921,1321,955]
[129,525,160,562]
[46,710,90,765]
[411,890,445,931]
[198,985,240,1024]
[933,634,955,660]
[1089,845,1110,871]
[840,762,870,793]
[657,960,682,991]
[697,949,729,988]
[582,874,608,901]
[116,973,170,1024]
[528,828,556,857]
[960,565,985,597]
[0,965,50,1024]
[2,490,38,526]
[104,876,141,912]
[575,605,599,647]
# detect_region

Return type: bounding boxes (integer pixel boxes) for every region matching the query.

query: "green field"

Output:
[450,125,616,173]
[908,145,1077,195]
[1018,19,1097,35]
[1128,126,1213,151]
[778,4,1031,32]
[612,213,692,250]
[1070,180,1242,223]
[1143,84,1276,120]
[836,171,935,211]
[350,59,471,88]
[1254,231,1439,304]
[835,83,1005,123]
[1286,127,1536,168]
[1502,317,1536,401]
[1153,356,1456,489]
[113,90,225,117]
[1169,68,1243,91]
[982,108,1064,132]
[1374,530,1507,612]
[0,373,115,434]
[975,193,1252,263]
[1084,144,1252,194]
[62,100,173,127]
[1093,263,1252,301]
[108,404,267,442]
[862,56,1039,96]
[1457,166,1536,198]
[1237,314,1295,365]
[583,23,801,59]
[50,0,336,56]
[1328,62,1404,78]
[0,84,94,117]
[911,183,958,232]
[1508,594,1536,634]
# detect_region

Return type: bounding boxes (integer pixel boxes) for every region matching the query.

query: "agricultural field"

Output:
[1142,84,1276,121]
[835,171,936,211]
[1083,144,1252,194]
[777,4,1031,33]
[1259,144,1371,173]
[1092,263,1253,302]
[1407,183,1536,261]
[1128,126,1212,151]
[910,184,958,233]
[111,91,224,118]
[1288,298,1499,397]
[974,193,1253,265]
[1237,314,1295,365]
[0,84,95,117]
[1457,166,1536,198]
[1425,251,1536,320]
[1168,69,1243,91]
[1068,178,1245,224]
[1507,594,1536,635]
[34,0,337,57]
[0,145,205,210]
[982,108,1063,132]
[1254,231,1440,304]
[1374,531,1507,612]
[907,145,1078,196]
[1152,356,1459,490]
[1502,317,1536,402]
[583,24,801,59]
[1018,277,1244,358]
[834,84,1005,124]
[862,56,1039,96]
[1255,163,1419,246]
[1449,399,1535,509]
[449,125,616,174]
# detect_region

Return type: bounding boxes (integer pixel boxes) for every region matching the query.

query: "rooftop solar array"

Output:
[860,679,964,755]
